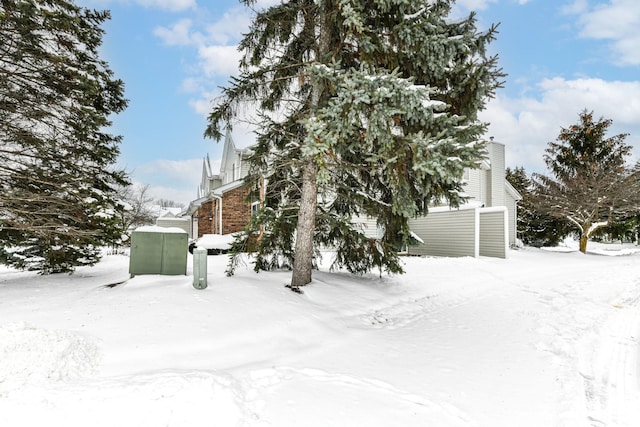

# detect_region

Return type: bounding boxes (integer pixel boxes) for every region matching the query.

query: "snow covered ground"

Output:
[1,241,639,426]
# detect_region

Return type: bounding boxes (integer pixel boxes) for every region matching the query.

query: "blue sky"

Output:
[79,0,640,205]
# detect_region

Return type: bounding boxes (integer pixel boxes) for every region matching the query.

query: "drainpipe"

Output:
[211,194,222,234]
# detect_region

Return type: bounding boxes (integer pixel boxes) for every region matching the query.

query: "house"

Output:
[155,209,190,235]
[184,132,259,239]
[406,141,521,258]
[353,141,520,258]
[188,131,520,258]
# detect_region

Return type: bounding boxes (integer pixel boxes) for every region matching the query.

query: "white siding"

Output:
[506,196,517,246]
[240,159,250,179]
[505,181,522,247]
[408,209,477,257]
[488,142,506,208]
[464,168,481,201]
[156,217,191,236]
[463,167,489,206]
[478,208,507,258]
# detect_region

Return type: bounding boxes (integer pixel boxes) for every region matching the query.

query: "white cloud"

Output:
[561,0,589,15]
[204,8,253,45]
[254,0,280,7]
[198,45,243,77]
[153,19,199,46]
[136,0,195,12]
[480,77,640,173]
[573,0,640,66]
[125,181,192,209]
[456,0,498,10]
[79,0,195,12]
[145,184,195,207]
[153,10,247,79]
[132,158,210,205]
[188,89,219,117]
[180,77,204,94]
[137,158,202,185]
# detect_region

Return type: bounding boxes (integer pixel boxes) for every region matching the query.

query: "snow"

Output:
[1,242,640,426]
[409,230,425,244]
[134,225,187,234]
[404,8,426,21]
[588,221,610,236]
[194,233,238,250]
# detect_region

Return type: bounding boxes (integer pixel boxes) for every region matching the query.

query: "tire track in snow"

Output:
[582,290,640,427]
[526,277,639,427]
[352,276,502,330]
[242,366,476,426]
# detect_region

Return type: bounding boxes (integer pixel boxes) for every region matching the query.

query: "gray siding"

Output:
[408,209,477,257]
[479,209,507,258]
[351,215,381,239]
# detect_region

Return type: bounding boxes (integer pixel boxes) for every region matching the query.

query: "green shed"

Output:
[129,226,188,276]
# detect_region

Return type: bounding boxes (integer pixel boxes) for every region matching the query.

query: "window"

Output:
[251,201,260,216]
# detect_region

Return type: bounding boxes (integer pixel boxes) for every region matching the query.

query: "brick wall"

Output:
[196,200,217,237]
[192,182,259,237]
[222,185,251,234]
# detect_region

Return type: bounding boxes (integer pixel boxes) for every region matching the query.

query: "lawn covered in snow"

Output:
[1,242,639,426]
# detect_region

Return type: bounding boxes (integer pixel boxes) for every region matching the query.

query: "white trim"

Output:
[428,200,484,213]
[505,181,522,201]
[478,206,508,214]
[212,179,245,196]
[212,195,222,234]
[473,207,480,257]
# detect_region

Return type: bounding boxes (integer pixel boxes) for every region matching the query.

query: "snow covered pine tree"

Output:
[207,0,504,289]
[0,0,128,273]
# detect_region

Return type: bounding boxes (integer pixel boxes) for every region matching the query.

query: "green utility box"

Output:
[129,226,188,276]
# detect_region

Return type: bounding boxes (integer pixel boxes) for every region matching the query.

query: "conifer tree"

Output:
[506,166,571,247]
[532,111,640,253]
[0,0,128,273]
[208,0,504,288]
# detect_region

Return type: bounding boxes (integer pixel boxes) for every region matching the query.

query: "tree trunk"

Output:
[289,6,329,289]
[579,234,588,253]
[290,159,318,288]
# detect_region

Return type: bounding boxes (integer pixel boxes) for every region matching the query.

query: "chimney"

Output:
[487,141,505,207]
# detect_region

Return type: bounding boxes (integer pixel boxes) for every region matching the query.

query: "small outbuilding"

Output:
[129,226,188,276]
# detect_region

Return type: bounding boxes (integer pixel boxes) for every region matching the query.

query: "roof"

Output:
[505,181,523,201]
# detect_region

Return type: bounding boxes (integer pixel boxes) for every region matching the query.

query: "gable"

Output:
[219,132,252,185]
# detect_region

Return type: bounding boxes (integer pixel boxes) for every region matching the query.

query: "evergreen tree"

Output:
[532,111,640,253]
[0,0,128,273]
[506,166,571,247]
[592,215,639,243]
[208,0,504,289]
